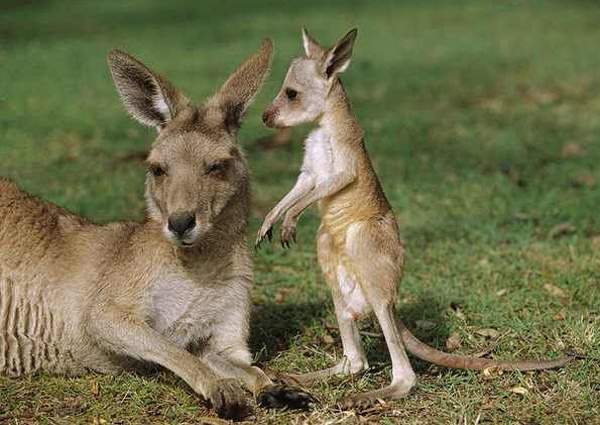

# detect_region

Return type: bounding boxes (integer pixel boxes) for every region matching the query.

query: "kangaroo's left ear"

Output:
[321,28,357,80]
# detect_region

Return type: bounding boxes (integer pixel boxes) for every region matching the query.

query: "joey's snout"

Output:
[167,211,197,241]
[262,107,278,128]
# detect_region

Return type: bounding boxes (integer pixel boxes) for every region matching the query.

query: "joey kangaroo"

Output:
[0,40,312,420]
[256,28,575,407]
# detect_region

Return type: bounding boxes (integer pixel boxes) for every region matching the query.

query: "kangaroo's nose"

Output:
[168,212,196,237]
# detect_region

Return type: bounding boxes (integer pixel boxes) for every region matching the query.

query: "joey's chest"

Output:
[304,128,342,181]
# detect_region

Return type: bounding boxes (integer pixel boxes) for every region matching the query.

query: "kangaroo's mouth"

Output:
[163,222,201,248]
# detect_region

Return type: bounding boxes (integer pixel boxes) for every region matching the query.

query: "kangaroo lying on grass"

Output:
[256,28,575,408]
[0,40,313,420]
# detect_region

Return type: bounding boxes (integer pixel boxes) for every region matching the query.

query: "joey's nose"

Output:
[262,108,276,127]
[168,212,196,238]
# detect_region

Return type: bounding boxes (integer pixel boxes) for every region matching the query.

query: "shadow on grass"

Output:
[250,300,330,362]
[250,294,452,374]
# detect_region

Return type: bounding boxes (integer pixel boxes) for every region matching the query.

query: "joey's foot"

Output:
[206,379,251,421]
[255,222,274,249]
[339,382,414,411]
[257,384,316,410]
[280,222,297,248]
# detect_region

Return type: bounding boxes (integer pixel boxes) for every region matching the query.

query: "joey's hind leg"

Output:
[341,220,416,408]
[289,292,368,384]
[289,231,368,385]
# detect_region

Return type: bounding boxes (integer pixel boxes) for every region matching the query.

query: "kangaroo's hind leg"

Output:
[341,217,417,408]
[288,229,369,384]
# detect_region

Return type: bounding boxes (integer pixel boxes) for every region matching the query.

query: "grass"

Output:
[1,0,599,423]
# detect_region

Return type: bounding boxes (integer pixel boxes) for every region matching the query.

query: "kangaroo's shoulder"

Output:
[0,177,88,228]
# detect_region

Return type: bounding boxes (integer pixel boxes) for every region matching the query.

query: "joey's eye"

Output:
[206,162,227,176]
[285,88,298,100]
[149,164,166,177]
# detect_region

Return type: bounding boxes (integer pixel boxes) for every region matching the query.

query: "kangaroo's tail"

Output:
[398,318,576,371]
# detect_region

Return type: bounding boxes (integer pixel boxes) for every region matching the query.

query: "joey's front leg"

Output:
[280,172,355,247]
[256,170,315,248]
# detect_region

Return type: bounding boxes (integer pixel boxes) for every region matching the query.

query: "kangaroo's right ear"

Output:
[208,39,273,134]
[321,28,358,80]
[107,49,190,130]
[302,27,326,59]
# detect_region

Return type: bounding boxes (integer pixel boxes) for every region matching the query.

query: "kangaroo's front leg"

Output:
[88,306,249,420]
[280,171,355,246]
[256,170,315,247]
[202,353,315,410]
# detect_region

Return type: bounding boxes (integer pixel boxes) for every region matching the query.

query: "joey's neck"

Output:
[318,79,363,141]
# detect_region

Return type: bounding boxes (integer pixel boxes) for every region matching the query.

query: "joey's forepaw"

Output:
[257,384,316,410]
[255,224,274,249]
[280,224,297,248]
[207,379,251,421]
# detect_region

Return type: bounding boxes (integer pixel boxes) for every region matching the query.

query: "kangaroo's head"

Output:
[108,40,272,248]
[263,28,356,128]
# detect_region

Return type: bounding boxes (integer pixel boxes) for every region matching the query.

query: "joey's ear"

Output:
[107,49,190,130]
[302,27,326,59]
[321,28,358,79]
[209,39,273,134]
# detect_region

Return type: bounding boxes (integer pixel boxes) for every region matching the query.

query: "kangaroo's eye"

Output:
[285,88,298,100]
[149,164,166,177]
[206,162,227,176]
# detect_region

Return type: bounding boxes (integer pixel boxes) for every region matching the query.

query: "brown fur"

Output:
[257,28,574,408]
[0,40,313,420]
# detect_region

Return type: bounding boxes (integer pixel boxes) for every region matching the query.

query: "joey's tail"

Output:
[397,319,575,371]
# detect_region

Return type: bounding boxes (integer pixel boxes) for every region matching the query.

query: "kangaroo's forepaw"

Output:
[207,379,251,421]
[257,384,316,410]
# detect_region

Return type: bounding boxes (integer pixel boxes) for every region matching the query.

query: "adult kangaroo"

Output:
[0,40,311,420]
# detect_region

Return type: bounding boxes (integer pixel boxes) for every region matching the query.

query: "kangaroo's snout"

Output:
[168,212,196,238]
[262,107,277,128]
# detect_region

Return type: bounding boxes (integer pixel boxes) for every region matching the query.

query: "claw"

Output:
[257,384,316,411]
[256,226,275,250]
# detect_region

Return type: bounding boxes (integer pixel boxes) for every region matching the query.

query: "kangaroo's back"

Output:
[0,178,86,269]
[0,178,90,376]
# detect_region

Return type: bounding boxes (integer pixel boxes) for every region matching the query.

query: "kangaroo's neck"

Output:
[318,79,363,142]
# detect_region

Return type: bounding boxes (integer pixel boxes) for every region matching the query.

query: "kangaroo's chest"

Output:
[150,272,227,346]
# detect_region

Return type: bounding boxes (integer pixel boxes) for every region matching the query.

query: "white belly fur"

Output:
[337,264,370,320]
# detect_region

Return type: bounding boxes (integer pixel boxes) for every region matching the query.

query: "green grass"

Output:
[1,0,599,423]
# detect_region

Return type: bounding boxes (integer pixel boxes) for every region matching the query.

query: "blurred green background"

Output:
[1,0,599,423]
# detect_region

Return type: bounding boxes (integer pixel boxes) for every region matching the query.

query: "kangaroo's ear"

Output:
[302,27,326,59]
[209,39,273,134]
[107,49,190,130]
[321,28,358,80]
